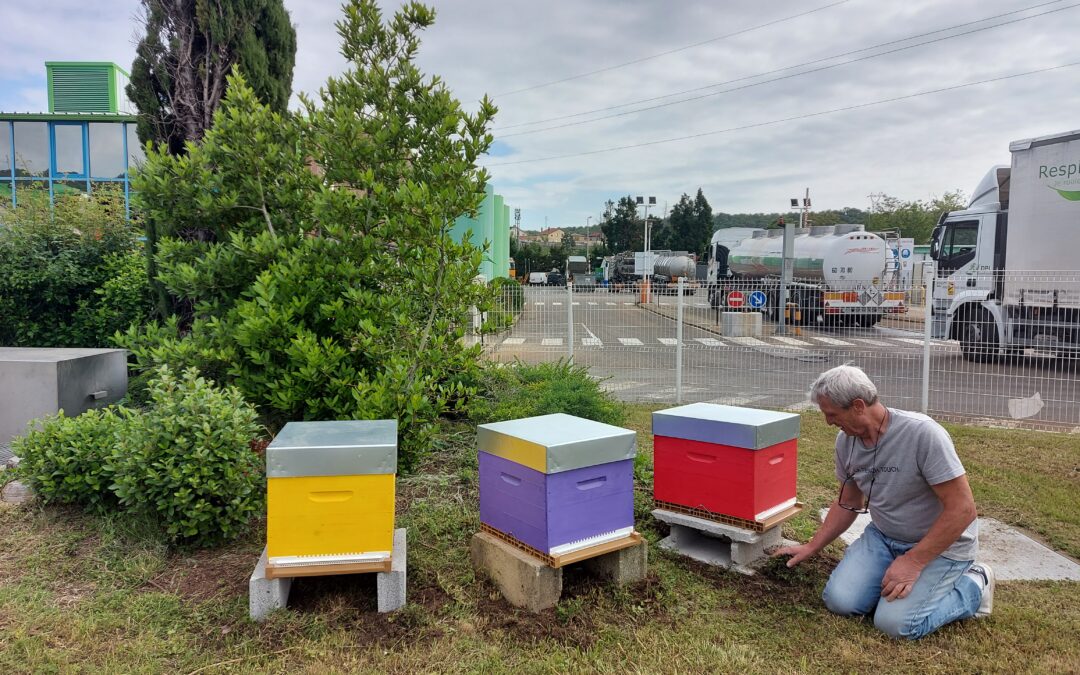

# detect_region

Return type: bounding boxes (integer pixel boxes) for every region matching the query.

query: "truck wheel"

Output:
[959,310,998,363]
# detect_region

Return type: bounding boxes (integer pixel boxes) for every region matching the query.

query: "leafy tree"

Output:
[601,196,641,252]
[867,191,964,243]
[561,230,576,250]
[127,0,297,155]
[121,0,496,468]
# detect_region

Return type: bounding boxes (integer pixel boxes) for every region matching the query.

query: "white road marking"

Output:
[808,336,853,346]
[657,338,678,346]
[541,338,563,346]
[605,302,617,306]
[850,338,893,346]
[587,302,598,306]
[694,337,724,347]
[501,337,526,345]
[895,338,927,345]
[534,302,544,306]
[618,337,643,346]
[552,302,563,306]
[581,338,602,346]
[726,336,768,346]
[771,336,812,347]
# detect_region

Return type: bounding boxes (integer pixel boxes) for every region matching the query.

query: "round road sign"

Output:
[727,290,745,308]
[748,290,767,309]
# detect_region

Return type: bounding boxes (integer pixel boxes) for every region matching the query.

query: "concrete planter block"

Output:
[721,312,763,337]
[377,528,407,612]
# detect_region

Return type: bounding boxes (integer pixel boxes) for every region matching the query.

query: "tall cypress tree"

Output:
[127,0,297,156]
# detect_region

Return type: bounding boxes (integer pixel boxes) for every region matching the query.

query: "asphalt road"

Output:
[485,287,1080,429]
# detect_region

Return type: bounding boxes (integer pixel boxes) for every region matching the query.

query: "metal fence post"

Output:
[567,283,574,364]
[676,277,684,403]
[921,263,935,413]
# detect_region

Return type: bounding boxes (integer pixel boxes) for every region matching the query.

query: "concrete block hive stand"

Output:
[248,420,407,621]
[471,413,647,612]
[651,403,803,574]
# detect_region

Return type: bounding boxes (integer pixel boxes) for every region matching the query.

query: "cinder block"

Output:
[580,538,647,584]
[377,528,407,613]
[249,546,293,622]
[470,531,562,613]
[654,509,792,575]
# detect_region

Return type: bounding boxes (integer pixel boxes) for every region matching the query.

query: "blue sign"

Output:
[748,290,767,309]
[901,248,912,258]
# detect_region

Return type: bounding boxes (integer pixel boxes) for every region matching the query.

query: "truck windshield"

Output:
[937,220,979,274]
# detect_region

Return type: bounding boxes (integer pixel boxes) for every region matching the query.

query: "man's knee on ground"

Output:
[822,584,870,617]
[873,605,922,640]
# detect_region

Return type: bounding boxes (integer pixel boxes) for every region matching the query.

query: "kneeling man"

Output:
[774,364,994,639]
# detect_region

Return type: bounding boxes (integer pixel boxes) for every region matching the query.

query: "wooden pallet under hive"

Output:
[653,499,803,532]
[480,522,642,568]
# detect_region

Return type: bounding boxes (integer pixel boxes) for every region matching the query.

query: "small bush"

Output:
[111,367,263,547]
[470,360,626,426]
[12,408,126,514]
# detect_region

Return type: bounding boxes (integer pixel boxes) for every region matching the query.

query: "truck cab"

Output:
[929,167,1009,360]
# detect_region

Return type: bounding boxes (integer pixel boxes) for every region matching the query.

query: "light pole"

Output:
[585,216,592,261]
[636,196,656,252]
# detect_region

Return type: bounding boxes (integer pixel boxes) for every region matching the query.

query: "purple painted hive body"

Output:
[475,413,638,555]
[479,452,634,554]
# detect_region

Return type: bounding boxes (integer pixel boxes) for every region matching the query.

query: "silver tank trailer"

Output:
[726,224,888,289]
[653,255,696,279]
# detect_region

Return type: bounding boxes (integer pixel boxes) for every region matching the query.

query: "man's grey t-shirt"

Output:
[834,408,978,561]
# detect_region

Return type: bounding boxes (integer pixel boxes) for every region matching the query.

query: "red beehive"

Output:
[652,403,800,522]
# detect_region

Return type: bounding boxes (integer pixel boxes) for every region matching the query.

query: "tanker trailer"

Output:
[652,254,697,295]
[709,225,906,325]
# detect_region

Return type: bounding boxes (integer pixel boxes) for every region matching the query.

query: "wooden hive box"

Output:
[652,403,800,522]
[477,413,637,556]
[266,420,397,572]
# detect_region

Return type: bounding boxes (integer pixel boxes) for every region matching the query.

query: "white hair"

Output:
[810,364,878,409]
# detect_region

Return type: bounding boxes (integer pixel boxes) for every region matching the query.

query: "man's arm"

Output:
[772,483,862,567]
[880,474,977,601]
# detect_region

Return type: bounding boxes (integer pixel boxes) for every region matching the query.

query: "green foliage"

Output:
[124,1,497,469]
[867,191,966,243]
[127,0,297,155]
[0,186,151,347]
[479,277,524,333]
[601,196,642,252]
[665,189,714,256]
[470,360,626,426]
[110,367,262,548]
[11,408,126,514]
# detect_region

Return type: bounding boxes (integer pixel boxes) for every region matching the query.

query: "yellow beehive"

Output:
[265,420,397,570]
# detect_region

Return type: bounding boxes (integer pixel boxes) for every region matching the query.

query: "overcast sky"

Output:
[3,0,1078,230]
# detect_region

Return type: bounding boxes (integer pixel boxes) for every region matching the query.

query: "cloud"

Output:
[3,0,1078,228]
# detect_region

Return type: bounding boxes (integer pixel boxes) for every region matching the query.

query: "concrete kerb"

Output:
[249,527,408,622]
[470,530,648,613]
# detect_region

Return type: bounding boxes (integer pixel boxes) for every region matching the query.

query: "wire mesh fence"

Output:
[477,273,1080,430]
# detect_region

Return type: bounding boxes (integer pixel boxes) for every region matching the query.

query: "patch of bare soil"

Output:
[145,550,253,603]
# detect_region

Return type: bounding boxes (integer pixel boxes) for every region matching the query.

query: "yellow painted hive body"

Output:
[267,473,395,559]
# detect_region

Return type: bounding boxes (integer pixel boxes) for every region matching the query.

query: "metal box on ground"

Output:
[477,413,637,556]
[266,420,397,573]
[0,348,127,445]
[653,403,800,522]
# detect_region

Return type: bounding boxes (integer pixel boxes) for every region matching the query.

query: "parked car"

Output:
[528,272,548,285]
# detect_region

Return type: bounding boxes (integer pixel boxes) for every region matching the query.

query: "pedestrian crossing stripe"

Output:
[895,338,927,345]
[771,336,812,346]
[694,338,724,346]
[808,336,853,345]
[850,338,893,346]
[581,337,602,346]
[618,337,643,346]
[726,336,769,346]
[502,337,526,345]
[587,302,598,306]
[605,302,617,306]
[657,338,677,346]
[541,338,563,346]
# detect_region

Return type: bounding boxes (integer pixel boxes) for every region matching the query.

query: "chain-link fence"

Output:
[478,274,1080,430]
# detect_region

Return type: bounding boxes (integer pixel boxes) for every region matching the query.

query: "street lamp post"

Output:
[585,216,592,261]
[636,196,656,303]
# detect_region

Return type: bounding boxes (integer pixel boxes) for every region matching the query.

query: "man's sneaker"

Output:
[966,563,995,618]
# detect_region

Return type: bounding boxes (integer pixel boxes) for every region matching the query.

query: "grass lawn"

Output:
[1,406,1078,673]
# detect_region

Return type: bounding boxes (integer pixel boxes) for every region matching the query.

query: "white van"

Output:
[528,272,548,285]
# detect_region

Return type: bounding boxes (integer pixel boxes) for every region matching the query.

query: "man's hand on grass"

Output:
[771,543,815,568]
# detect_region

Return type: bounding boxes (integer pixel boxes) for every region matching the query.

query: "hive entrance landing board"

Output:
[652,499,804,533]
[479,523,643,568]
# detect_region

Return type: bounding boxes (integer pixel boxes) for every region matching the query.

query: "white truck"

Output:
[706,225,905,325]
[929,129,1080,361]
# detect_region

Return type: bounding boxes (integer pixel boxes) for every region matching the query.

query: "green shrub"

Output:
[470,360,626,426]
[110,367,263,547]
[11,408,126,514]
[479,277,524,333]
[0,186,151,347]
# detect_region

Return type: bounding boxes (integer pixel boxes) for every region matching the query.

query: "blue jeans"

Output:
[822,523,982,640]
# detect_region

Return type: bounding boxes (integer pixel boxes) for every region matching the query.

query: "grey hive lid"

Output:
[652,403,800,450]
[267,420,397,477]
[476,413,636,474]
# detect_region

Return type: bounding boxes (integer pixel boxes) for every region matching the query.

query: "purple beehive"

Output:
[477,414,637,555]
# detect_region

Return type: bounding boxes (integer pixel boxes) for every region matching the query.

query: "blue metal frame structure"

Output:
[1,119,139,215]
